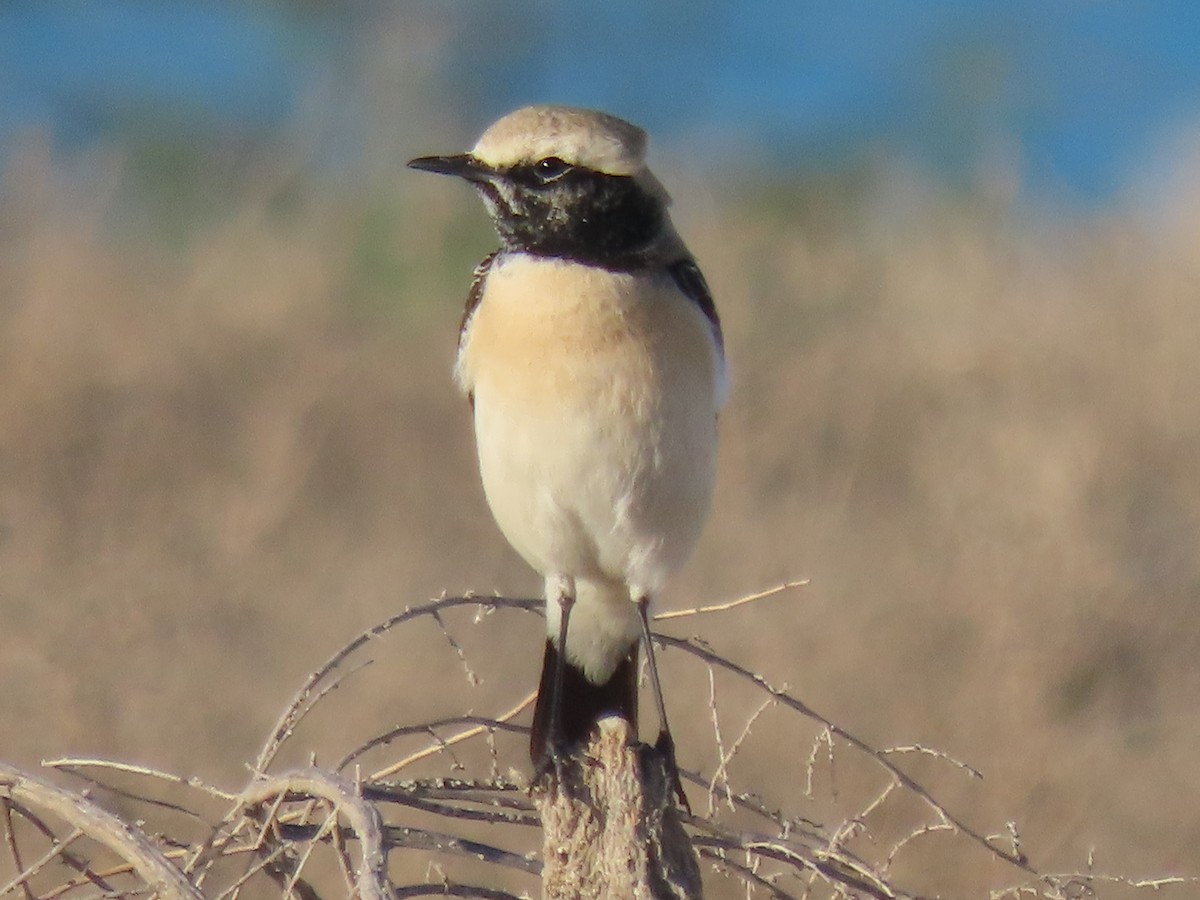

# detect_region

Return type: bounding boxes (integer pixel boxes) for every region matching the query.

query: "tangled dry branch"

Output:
[2,588,1195,898]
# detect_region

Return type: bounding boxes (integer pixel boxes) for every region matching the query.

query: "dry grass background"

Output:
[2,122,1199,895]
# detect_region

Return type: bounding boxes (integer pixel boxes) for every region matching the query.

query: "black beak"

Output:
[407,154,493,183]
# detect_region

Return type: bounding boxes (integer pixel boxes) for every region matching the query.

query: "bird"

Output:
[408,105,724,804]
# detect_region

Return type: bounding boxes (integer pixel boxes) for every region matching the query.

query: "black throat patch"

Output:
[479,167,665,271]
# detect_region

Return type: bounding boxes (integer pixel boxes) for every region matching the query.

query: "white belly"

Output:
[458,254,720,597]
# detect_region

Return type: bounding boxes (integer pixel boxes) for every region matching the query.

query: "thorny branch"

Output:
[0,762,203,900]
[2,587,1195,899]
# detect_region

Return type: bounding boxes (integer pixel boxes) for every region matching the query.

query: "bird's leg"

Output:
[534,579,577,796]
[637,595,690,812]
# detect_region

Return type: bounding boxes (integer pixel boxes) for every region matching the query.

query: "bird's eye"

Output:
[533,156,572,183]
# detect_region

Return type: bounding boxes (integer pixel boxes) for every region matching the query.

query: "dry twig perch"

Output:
[535,717,701,900]
[2,587,1196,899]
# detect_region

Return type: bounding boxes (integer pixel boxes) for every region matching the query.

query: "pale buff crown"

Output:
[471,105,648,176]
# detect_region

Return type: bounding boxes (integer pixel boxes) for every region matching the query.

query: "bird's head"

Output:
[408,106,672,267]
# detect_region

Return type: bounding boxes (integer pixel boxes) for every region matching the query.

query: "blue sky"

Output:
[3,2,1200,203]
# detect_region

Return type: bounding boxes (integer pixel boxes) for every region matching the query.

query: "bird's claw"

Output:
[654,729,691,814]
[532,738,580,803]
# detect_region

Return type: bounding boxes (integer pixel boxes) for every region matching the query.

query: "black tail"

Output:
[529,639,638,766]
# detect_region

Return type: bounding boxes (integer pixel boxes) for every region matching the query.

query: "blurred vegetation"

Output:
[2,99,1199,895]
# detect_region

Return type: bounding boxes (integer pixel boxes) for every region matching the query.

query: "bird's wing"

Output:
[460,250,499,351]
[458,250,499,408]
[668,257,727,408]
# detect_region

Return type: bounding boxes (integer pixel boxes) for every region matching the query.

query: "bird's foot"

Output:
[654,729,691,814]
[532,738,580,803]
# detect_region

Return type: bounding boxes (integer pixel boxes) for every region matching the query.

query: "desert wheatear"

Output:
[410,105,724,804]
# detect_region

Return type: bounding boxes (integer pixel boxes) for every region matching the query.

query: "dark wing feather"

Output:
[459,251,499,408]
[460,250,498,349]
[668,257,724,356]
